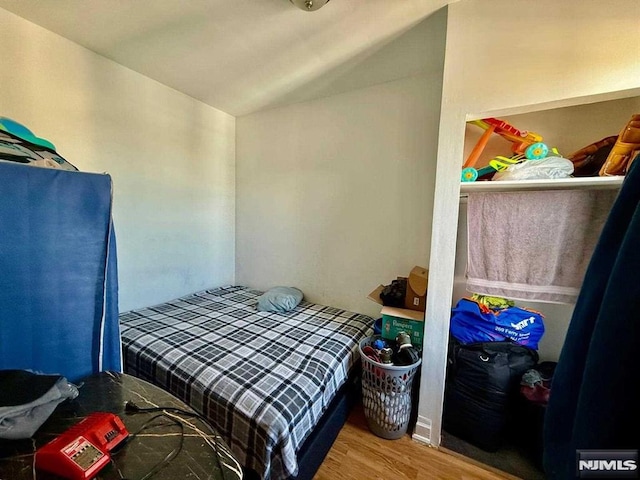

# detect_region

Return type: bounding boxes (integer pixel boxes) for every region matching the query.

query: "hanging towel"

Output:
[0,162,121,382]
[466,189,618,304]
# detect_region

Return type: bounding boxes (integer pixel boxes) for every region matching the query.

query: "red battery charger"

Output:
[35,412,129,479]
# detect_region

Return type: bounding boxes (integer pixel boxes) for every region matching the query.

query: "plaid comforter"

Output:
[120,286,373,480]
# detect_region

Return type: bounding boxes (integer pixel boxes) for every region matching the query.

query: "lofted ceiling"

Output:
[0,0,452,116]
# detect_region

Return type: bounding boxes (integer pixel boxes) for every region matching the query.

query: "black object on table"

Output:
[0,372,243,480]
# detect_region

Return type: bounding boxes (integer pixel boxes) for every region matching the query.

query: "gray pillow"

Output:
[257,286,304,313]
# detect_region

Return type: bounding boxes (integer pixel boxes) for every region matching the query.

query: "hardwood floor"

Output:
[314,404,518,480]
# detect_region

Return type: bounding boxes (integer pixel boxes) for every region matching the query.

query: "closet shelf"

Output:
[460,176,624,193]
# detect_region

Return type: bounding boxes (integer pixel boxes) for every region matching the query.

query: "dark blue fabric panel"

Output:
[0,162,121,381]
[544,157,640,479]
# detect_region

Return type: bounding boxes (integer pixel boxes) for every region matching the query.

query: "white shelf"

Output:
[460,175,624,194]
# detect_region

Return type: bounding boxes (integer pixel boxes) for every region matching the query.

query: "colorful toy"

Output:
[0,117,56,151]
[462,117,550,182]
[461,165,494,182]
[461,155,523,182]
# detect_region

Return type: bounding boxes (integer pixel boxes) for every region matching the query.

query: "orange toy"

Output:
[464,118,544,170]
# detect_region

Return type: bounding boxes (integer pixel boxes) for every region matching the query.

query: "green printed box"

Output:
[368,285,426,347]
[380,306,425,347]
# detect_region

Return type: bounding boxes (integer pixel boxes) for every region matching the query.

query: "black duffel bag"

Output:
[443,338,538,452]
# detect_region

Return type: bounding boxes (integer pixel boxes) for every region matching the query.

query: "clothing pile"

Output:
[0,370,78,440]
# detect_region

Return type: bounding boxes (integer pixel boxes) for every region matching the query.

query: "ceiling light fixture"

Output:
[289,0,330,12]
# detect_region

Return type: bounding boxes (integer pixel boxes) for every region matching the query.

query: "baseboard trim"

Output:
[412,415,433,445]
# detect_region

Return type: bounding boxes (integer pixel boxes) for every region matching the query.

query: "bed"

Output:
[120,285,373,480]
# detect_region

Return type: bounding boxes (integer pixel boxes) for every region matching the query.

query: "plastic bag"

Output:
[493,156,574,181]
[450,298,545,350]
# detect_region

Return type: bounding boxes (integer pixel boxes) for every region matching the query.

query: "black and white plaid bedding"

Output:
[120,286,373,480]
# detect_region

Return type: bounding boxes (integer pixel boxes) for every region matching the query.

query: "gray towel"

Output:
[466,189,617,304]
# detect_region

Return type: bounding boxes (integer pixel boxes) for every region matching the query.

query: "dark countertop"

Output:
[0,371,242,480]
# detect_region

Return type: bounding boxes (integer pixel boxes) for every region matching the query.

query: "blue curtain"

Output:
[0,162,121,382]
[544,157,640,478]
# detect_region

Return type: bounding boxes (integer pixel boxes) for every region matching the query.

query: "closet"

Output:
[457,95,639,360]
[442,94,640,479]
[412,2,640,479]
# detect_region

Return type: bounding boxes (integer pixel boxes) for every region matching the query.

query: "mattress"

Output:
[120,286,373,480]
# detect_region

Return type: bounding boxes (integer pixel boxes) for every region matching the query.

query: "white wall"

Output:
[0,7,236,311]
[417,0,640,447]
[236,9,446,317]
[235,11,446,316]
[236,70,443,316]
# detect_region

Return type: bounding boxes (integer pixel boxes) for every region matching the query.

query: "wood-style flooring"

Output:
[314,404,518,480]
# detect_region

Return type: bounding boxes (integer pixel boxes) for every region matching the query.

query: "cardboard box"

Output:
[381,306,424,347]
[368,285,425,347]
[404,266,428,311]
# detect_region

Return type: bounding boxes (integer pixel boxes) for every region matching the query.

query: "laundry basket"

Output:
[359,336,421,439]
